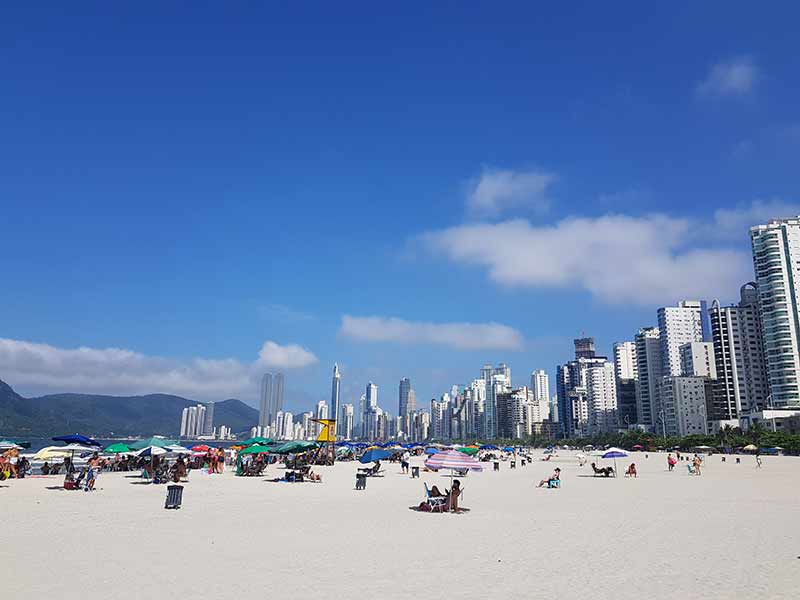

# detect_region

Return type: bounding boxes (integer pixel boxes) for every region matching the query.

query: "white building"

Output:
[613,341,637,380]
[750,218,800,407]
[659,376,710,437]
[341,403,354,440]
[634,327,662,428]
[658,300,704,377]
[679,342,717,379]
[709,284,769,421]
[586,362,618,434]
[530,369,550,420]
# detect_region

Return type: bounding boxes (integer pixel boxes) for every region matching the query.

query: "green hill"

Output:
[0,379,258,438]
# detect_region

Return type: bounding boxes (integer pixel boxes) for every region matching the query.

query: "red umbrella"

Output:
[632,444,644,450]
[192,444,211,452]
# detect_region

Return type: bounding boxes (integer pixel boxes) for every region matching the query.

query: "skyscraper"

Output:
[750,218,800,407]
[531,369,550,421]
[259,372,285,429]
[330,363,341,436]
[259,373,272,428]
[708,283,769,419]
[586,362,618,434]
[613,341,637,380]
[574,337,596,359]
[658,300,704,377]
[203,401,215,436]
[613,341,638,426]
[634,327,662,428]
[399,377,412,417]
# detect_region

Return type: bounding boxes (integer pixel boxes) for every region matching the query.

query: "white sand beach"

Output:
[3,452,799,599]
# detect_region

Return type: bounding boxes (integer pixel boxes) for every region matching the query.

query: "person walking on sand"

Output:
[755,449,762,469]
[692,454,702,476]
[667,454,677,472]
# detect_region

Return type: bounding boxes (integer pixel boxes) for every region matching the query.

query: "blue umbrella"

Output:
[480,444,499,450]
[353,442,369,449]
[53,434,102,448]
[359,449,391,464]
[424,447,439,455]
[502,446,514,452]
[601,448,628,476]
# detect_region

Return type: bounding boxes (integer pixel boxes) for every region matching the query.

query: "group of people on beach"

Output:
[1,449,30,480]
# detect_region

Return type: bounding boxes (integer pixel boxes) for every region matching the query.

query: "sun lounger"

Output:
[424,482,447,512]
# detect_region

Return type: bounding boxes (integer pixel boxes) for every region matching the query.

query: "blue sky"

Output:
[1,3,799,412]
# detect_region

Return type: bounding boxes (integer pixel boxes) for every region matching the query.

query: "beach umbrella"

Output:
[239,437,273,447]
[632,444,644,450]
[424,447,439,455]
[479,444,499,450]
[424,449,483,472]
[33,444,96,461]
[0,440,23,450]
[601,447,628,475]
[136,446,168,457]
[165,444,191,454]
[238,444,272,455]
[273,440,318,454]
[129,437,175,450]
[104,443,131,454]
[192,444,212,452]
[52,434,102,448]
[742,444,758,452]
[456,446,479,455]
[359,449,392,464]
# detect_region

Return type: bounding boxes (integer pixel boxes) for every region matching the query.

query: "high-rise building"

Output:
[259,373,272,428]
[203,402,215,436]
[341,403,354,440]
[259,372,284,429]
[556,341,608,438]
[659,376,711,437]
[574,337,596,359]
[587,362,618,434]
[709,283,769,420]
[399,377,412,417]
[658,300,704,377]
[613,341,637,380]
[634,327,662,428]
[679,342,717,379]
[530,369,550,421]
[330,363,341,437]
[750,218,800,407]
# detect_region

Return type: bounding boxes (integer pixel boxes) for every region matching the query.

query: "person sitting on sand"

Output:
[692,455,702,475]
[625,463,637,478]
[538,467,561,488]
[41,461,51,475]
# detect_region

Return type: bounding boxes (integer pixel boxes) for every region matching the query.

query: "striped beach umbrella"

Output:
[424,449,483,472]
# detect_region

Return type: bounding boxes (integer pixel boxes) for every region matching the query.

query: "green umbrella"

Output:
[274,440,319,454]
[104,442,131,454]
[129,437,176,450]
[456,446,480,455]
[239,437,274,447]
[238,444,273,455]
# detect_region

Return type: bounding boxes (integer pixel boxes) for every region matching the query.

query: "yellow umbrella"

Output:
[33,444,95,461]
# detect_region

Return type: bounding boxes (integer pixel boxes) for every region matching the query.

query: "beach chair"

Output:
[547,478,561,489]
[686,464,695,475]
[165,485,184,509]
[424,482,447,512]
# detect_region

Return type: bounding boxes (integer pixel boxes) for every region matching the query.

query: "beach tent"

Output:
[52,434,102,448]
[129,437,175,450]
[359,449,392,464]
[104,443,131,454]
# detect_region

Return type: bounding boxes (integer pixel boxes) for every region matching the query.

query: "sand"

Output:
[2,451,799,599]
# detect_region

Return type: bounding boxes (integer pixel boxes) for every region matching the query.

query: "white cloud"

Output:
[697,56,757,97]
[711,199,800,240]
[419,215,752,306]
[257,341,318,369]
[467,167,556,218]
[0,338,317,400]
[339,315,523,350]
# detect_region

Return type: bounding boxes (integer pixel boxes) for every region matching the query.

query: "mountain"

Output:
[0,379,258,438]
